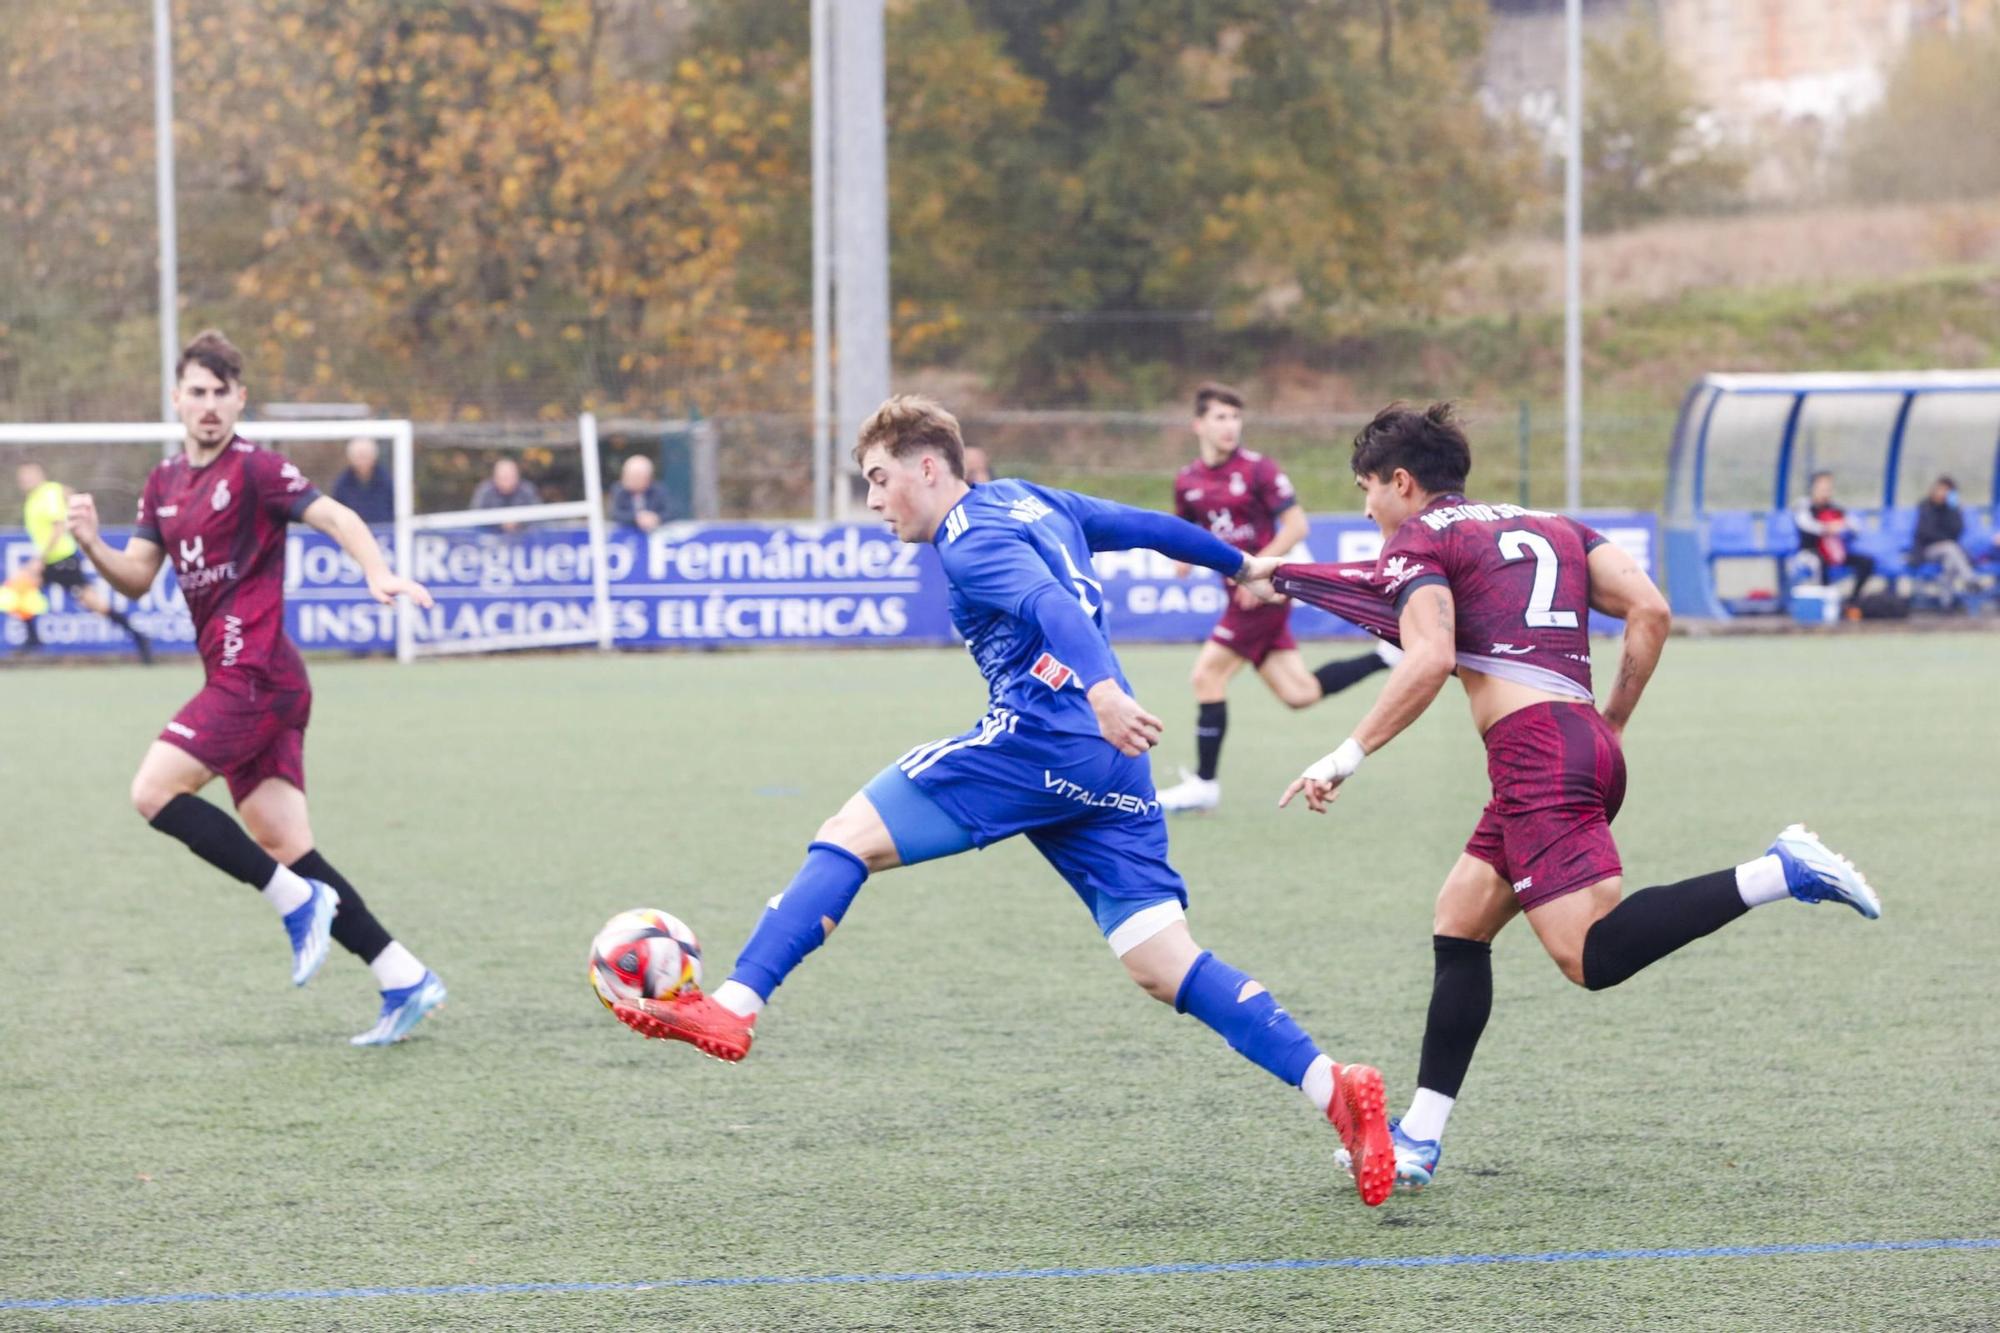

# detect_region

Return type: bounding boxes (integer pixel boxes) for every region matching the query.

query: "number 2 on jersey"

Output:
[1497,530,1578,629]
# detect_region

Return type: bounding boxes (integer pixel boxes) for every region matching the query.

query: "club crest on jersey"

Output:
[1381,554,1427,592]
[211,478,232,511]
[1229,472,1246,496]
[1028,651,1075,691]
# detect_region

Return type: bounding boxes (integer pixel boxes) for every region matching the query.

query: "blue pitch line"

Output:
[5,1237,1996,1312]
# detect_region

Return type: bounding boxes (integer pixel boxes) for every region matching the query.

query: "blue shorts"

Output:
[861,710,1187,939]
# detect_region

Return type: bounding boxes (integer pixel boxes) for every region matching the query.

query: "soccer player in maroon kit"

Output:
[1155,383,1394,814]
[1273,403,1881,1191]
[66,330,448,1045]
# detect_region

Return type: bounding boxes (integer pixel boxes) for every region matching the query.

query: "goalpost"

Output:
[0,415,614,662]
[391,412,615,663]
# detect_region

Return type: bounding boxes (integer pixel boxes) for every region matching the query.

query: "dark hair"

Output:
[176,329,244,386]
[1192,381,1244,417]
[853,394,965,479]
[1350,402,1471,494]
[1934,474,1957,490]
[1809,470,1834,485]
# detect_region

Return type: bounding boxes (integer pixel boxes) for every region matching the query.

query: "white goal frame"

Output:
[392,411,614,663]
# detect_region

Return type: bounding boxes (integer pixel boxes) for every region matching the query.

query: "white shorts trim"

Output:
[1106,900,1185,957]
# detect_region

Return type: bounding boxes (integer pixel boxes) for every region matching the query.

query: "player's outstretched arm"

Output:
[1280,583,1456,813]
[1073,496,1248,577]
[1586,541,1671,736]
[301,496,435,609]
[65,493,165,600]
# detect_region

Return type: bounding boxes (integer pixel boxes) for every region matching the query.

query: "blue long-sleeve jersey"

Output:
[930,479,1247,738]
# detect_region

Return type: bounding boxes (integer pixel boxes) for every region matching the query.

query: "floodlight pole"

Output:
[831,0,890,520]
[153,0,180,440]
[1563,0,1583,512]
[810,0,832,522]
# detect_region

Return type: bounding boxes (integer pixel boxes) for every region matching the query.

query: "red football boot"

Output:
[1327,1063,1394,1207]
[612,990,756,1062]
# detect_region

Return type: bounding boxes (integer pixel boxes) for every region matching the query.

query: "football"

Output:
[588,908,703,1011]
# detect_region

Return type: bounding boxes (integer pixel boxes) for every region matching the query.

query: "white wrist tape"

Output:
[1302,737,1367,784]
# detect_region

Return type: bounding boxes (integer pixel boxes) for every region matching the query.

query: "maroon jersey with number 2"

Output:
[1281,494,1626,911]
[1381,495,1623,910]
[135,438,323,803]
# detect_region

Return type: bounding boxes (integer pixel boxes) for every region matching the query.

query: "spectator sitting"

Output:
[963,445,993,485]
[331,436,395,525]
[1790,470,1877,597]
[610,454,672,532]
[1912,475,1988,603]
[470,457,542,533]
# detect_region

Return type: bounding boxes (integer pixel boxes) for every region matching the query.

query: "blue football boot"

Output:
[1336,1118,1442,1194]
[282,880,340,986]
[1769,824,1882,919]
[351,970,448,1047]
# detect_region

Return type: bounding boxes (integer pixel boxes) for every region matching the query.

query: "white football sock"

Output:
[1400,1088,1455,1143]
[368,941,426,991]
[1300,1054,1336,1114]
[260,865,312,915]
[1736,854,1790,908]
[712,980,765,1018]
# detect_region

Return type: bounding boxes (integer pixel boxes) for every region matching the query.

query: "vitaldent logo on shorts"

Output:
[1042,771,1160,817]
[166,721,197,739]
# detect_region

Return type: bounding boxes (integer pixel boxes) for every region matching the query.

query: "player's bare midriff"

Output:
[1459,663,1587,737]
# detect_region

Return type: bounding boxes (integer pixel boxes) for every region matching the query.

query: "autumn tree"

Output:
[1582,20,1744,232]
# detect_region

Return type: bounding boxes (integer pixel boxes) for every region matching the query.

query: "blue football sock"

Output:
[727,842,869,1000]
[1173,951,1322,1088]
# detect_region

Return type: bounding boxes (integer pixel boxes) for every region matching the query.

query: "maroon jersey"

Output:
[1172,448,1296,555]
[1379,495,1606,699]
[135,438,321,686]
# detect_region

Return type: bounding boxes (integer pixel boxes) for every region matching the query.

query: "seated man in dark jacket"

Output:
[610,454,674,532]
[1912,475,1984,600]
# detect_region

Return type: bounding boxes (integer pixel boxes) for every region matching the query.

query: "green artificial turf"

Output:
[2,635,1994,1330]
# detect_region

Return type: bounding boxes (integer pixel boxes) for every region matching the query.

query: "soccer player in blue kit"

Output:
[614,395,1397,1206]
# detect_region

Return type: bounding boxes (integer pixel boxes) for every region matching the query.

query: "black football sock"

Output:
[292,849,392,962]
[1581,869,1747,991]
[149,794,279,889]
[1312,651,1390,698]
[1195,701,1227,781]
[1416,935,1493,1099]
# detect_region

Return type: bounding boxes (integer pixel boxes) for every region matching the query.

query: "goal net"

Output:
[391,412,614,662]
[1,414,617,663]
[0,418,414,659]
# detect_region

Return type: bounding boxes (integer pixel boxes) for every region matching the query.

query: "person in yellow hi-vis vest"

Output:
[15,461,152,661]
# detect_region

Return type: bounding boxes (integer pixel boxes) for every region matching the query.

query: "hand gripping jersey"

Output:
[135,438,323,687]
[1172,448,1297,555]
[933,479,1158,739]
[1275,496,1607,701]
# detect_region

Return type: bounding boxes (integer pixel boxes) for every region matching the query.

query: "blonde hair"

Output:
[853,394,965,479]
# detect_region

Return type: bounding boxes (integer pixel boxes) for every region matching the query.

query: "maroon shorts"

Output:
[1464,701,1626,911]
[1209,598,1296,667]
[159,677,312,806]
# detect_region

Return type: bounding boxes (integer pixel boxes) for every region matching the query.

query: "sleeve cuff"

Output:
[1391,572,1450,614]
